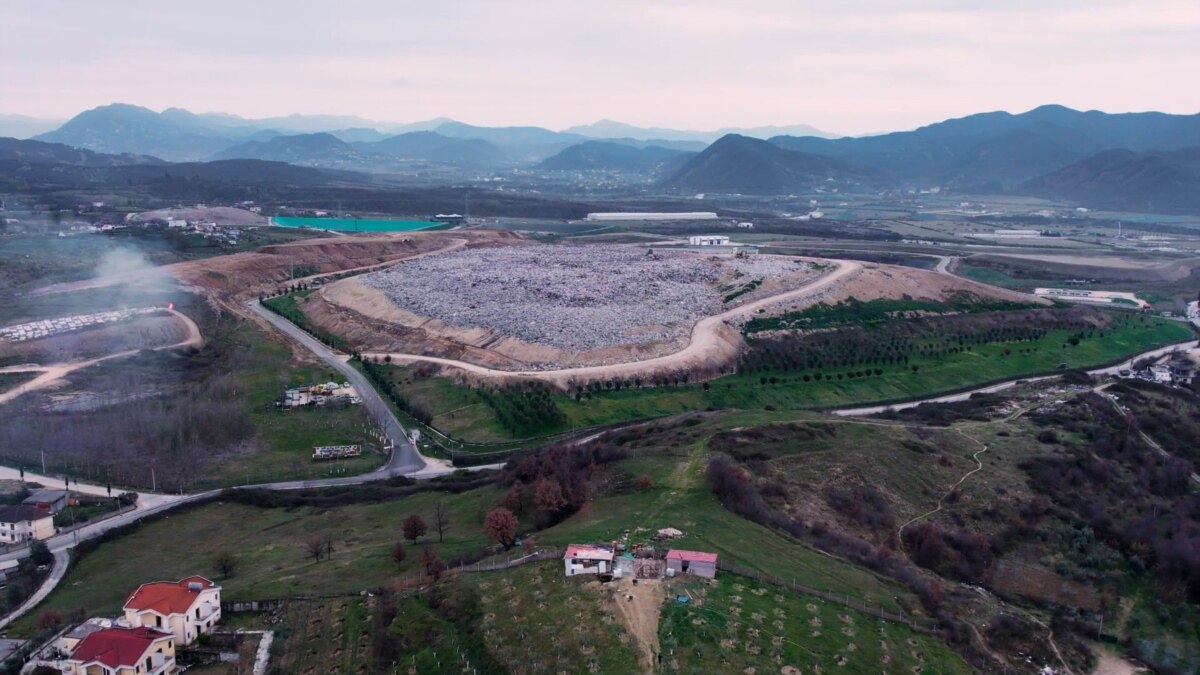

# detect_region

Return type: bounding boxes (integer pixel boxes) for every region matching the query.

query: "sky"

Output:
[2,0,1198,136]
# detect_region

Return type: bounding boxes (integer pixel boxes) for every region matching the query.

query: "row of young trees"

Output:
[741,308,1109,376]
[360,361,434,425]
[477,383,568,437]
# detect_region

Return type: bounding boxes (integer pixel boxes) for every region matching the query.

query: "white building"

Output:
[166,219,187,229]
[123,576,222,646]
[585,212,718,221]
[0,505,55,544]
[563,545,613,576]
[688,235,731,246]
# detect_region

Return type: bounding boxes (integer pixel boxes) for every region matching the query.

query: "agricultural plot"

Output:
[277,597,375,675]
[659,576,970,674]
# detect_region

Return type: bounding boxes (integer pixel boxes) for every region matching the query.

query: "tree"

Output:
[420,545,446,581]
[29,540,52,567]
[304,535,326,562]
[36,609,64,631]
[432,501,450,543]
[533,477,567,515]
[522,536,536,554]
[403,514,428,544]
[214,550,238,578]
[634,475,653,491]
[483,507,518,549]
[391,541,407,567]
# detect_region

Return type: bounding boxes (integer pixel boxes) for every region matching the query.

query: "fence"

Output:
[717,560,939,635]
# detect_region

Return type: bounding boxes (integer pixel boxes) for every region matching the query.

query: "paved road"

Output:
[248,299,434,477]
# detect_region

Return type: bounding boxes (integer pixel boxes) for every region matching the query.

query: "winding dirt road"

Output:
[0,308,203,406]
[361,259,863,386]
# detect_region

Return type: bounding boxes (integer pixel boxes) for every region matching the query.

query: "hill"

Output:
[366,131,507,167]
[35,103,255,162]
[211,132,362,164]
[538,140,693,172]
[1019,146,1200,212]
[0,137,164,166]
[564,118,838,142]
[0,114,65,140]
[662,134,871,193]
[770,104,1200,190]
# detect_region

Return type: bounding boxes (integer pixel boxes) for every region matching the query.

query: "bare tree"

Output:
[323,533,336,559]
[433,501,450,543]
[304,535,325,562]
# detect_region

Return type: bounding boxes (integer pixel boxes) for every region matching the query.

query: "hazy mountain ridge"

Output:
[662,134,873,193]
[1019,146,1200,212]
[563,119,838,142]
[538,141,694,173]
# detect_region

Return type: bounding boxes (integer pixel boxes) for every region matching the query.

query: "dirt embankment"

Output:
[0,313,191,364]
[820,262,1045,306]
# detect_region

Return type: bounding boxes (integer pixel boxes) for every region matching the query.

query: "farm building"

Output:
[688,235,730,246]
[666,549,719,578]
[563,545,614,576]
[22,489,71,514]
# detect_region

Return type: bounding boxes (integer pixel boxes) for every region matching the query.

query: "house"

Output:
[563,545,614,576]
[666,549,719,579]
[123,576,221,646]
[0,505,55,544]
[688,235,730,246]
[64,626,176,675]
[58,618,113,655]
[23,489,71,514]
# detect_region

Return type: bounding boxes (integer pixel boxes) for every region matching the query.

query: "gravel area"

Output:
[361,245,809,351]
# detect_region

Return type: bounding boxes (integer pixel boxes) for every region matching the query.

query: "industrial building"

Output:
[585,212,718,221]
[688,235,730,246]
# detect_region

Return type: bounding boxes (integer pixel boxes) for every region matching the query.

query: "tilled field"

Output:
[361,245,811,351]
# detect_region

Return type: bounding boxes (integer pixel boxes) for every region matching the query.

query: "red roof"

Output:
[124,575,217,615]
[564,544,613,561]
[667,549,719,564]
[70,626,171,668]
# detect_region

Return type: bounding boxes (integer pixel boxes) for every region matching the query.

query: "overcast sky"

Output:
[3,0,1198,135]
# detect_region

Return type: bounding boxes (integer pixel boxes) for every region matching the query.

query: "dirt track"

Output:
[0,308,202,406]
[362,260,863,386]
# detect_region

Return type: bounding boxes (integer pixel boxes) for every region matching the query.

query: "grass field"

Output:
[8,487,504,634]
[204,325,384,487]
[660,575,971,674]
[372,313,1193,443]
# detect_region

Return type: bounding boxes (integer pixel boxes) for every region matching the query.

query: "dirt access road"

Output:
[0,308,203,406]
[362,259,863,387]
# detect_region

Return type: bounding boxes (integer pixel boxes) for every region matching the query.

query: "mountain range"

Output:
[563,119,838,143]
[10,103,1200,211]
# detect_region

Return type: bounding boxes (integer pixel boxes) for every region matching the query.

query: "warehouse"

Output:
[585,212,719,221]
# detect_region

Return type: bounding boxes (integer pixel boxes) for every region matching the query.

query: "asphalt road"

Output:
[248,299,432,477]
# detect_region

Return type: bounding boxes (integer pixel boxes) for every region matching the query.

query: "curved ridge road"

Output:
[360,260,864,385]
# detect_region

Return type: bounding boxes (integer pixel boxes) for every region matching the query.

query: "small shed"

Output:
[22,489,70,514]
[563,545,613,577]
[666,549,718,579]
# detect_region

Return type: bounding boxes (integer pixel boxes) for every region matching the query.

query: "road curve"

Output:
[361,260,864,385]
[247,299,442,477]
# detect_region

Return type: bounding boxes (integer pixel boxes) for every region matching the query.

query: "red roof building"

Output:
[123,576,222,646]
[66,626,176,674]
[666,549,719,578]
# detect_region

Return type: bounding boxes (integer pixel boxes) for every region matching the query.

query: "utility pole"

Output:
[41,450,46,475]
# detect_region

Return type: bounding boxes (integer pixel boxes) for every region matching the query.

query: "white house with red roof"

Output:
[666,549,719,578]
[122,576,221,646]
[64,625,176,675]
[562,544,614,576]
